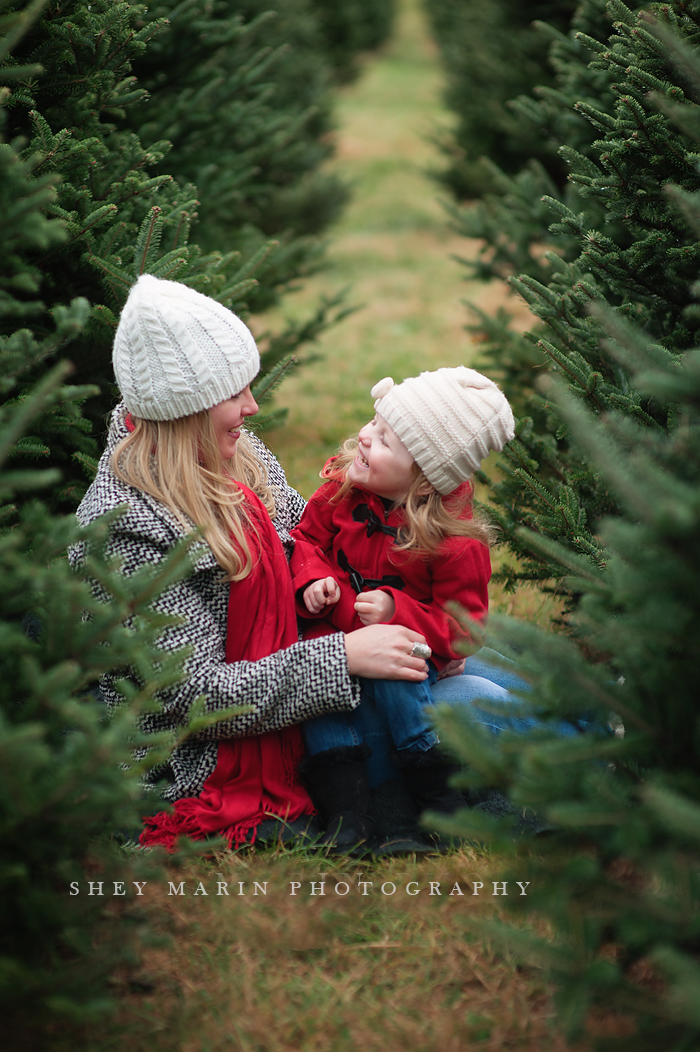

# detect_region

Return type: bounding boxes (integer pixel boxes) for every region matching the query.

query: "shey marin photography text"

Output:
[68,877,531,899]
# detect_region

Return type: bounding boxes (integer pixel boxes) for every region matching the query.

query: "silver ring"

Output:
[410,642,431,660]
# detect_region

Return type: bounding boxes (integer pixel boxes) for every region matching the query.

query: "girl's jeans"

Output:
[302,647,540,788]
[303,662,441,761]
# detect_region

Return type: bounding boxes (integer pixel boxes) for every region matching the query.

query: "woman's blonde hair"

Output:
[322,437,496,555]
[111,411,274,580]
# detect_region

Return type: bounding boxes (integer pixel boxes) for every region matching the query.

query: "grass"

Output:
[75,845,576,1052]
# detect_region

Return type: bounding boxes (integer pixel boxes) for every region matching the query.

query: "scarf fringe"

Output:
[139,799,315,853]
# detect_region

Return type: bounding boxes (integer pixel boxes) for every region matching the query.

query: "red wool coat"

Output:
[289,472,491,670]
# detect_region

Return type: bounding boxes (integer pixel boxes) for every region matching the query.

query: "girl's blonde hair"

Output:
[322,437,496,555]
[111,411,274,580]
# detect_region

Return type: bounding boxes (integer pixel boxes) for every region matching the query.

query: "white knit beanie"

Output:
[112,274,260,421]
[371,366,515,494]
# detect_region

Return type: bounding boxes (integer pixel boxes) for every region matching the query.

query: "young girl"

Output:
[289,366,515,850]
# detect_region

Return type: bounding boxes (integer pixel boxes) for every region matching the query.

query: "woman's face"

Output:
[209,386,259,459]
[347,414,416,502]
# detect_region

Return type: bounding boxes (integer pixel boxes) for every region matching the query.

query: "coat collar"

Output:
[347,485,404,528]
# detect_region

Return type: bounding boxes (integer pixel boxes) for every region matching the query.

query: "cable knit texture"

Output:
[112,275,260,421]
[70,404,360,803]
[371,367,515,494]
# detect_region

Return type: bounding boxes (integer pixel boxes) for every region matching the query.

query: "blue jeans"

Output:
[303,662,441,760]
[302,647,536,788]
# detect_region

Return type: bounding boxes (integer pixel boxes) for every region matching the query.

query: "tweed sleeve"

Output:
[96,522,360,742]
[142,573,359,740]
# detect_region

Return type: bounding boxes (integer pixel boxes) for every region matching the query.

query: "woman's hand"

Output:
[343,624,430,681]
[354,588,395,625]
[303,577,341,614]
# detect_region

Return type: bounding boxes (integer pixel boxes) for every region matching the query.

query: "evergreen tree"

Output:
[434,9,700,1046]
[0,13,200,1027]
[309,0,396,83]
[426,0,578,199]
[0,390,195,1029]
[128,0,349,268]
[440,300,700,1049]
[434,1,700,601]
[2,0,350,509]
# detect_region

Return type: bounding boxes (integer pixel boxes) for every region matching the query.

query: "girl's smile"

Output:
[347,414,416,502]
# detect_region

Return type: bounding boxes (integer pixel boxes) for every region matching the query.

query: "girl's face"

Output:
[209,386,258,459]
[347,414,416,502]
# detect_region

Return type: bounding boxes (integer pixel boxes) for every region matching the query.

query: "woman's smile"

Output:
[209,386,258,458]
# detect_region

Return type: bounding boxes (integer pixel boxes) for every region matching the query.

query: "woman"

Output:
[74,274,434,850]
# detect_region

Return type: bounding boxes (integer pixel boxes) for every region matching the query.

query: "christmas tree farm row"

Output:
[430,2,700,1046]
[0,0,392,1035]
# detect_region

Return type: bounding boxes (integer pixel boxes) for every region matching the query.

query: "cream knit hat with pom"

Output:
[371,366,514,494]
[112,274,260,421]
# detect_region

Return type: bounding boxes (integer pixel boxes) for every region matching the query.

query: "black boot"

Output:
[392,747,466,823]
[300,744,376,856]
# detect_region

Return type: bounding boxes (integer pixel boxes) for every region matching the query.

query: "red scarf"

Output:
[132,420,313,851]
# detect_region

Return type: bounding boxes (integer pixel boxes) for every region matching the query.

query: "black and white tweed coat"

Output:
[73,403,360,803]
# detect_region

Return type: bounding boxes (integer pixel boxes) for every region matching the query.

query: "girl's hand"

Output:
[343,624,429,681]
[354,589,395,625]
[303,577,341,614]
[437,658,466,680]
